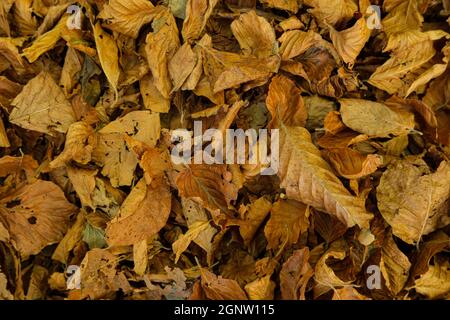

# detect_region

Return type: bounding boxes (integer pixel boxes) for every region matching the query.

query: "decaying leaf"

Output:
[278,126,373,229]
[106,177,171,246]
[280,248,314,300]
[377,160,450,244]
[10,71,76,135]
[0,180,77,258]
[200,268,248,300]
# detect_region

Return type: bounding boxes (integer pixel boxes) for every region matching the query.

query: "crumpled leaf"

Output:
[230,10,278,58]
[93,111,160,187]
[303,0,358,26]
[328,18,371,67]
[10,71,76,135]
[264,199,310,251]
[314,240,352,297]
[322,148,383,179]
[145,7,180,99]
[50,121,97,169]
[244,275,276,300]
[200,268,248,300]
[176,164,236,216]
[266,75,307,128]
[106,177,171,246]
[233,196,272,246]
[278,126,373,229]
[380,232,411,296]
[0,180,78,259]
[414,256,450,299]
[93,22,120,99]
[280,248,314,300]
[377,160,450,244]
[182,0,218,42]
[181,198,217,262]
[98,0,159,39]
[79,248,131,299]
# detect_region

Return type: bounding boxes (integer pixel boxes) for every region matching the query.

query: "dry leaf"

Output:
[279,126,373,229]
[280,248,314,300]
[266,75,307,128]
[106,177,171,246]
[264,199,310,251]
[339,98,415,137]
[377,160,450,244]
[0,180,77,258]
[200,268,248,300]
[230,10,278,58]
[98,0,158,39]
[10,71,76,135]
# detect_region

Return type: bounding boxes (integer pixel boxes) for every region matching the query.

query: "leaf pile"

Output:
[0,0,449,300]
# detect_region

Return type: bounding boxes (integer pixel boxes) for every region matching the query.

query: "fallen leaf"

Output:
[200,268,248,300]
[377,160,450,244]
[0,180,78,258]
[264,199,310,251]
[280,248,314,300]
[339,98,415,137]
[106,177,171,246]
[10,71,76,135]
[278,126,373,229]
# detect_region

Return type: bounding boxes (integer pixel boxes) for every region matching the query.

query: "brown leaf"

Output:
[200,268,248,300]
[264,199,310,251]
[230,11,278,58]
[278,126,373,229]
[106,177,171,246]
[280,248,314,300]
[266,75,307,128]
[322,148,383,179]
[10,71,76,135]
[0,180,78,258]
[377,160,450,244]
[176,164,235,216]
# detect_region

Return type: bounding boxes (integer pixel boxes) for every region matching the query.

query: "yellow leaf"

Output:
[172,220,211,263]
[145,7,180,98]
[244,275,276,300]
[339,98,415,137]
[52,211,86,264]
[93,22,120,99]
[380,232,411,296]
[106,177,171,246]
[133,239,148,276]
[415,256,450,299]
[182,0,218,42]
[264,199,309,251]
[377,160,450,244]
[329,18,371,67]
[10,71,76,135]
[278,126,373,229]
[98,0,159,39]
[303,0,357,26]
[234,197,272,246]
[230,10,278,58]
[22,16,67,63]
